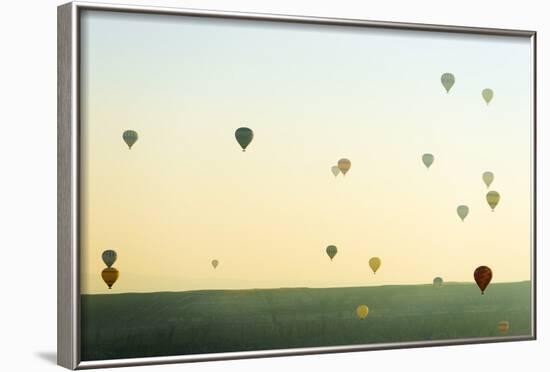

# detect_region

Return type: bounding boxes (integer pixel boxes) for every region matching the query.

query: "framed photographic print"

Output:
[57,1,537,369]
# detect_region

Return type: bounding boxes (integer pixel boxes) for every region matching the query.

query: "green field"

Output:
[81,281,532,361]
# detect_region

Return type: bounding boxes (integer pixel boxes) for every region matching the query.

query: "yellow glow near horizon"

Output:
[80,11,533,294]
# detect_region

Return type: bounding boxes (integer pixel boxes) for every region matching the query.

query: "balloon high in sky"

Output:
[422,153,434,169]
[102,250,117,268]
[356,305,369,319]
[457,205,469,222]
[102,267,119,289]
[474,266,493,294]
[482,171,494,188]
[123,130,138,149]
[235,127,254,151]
[482,88,494,105]
[369,257,381,274]
[211,259,219,269]
[326,245,338,261]
[337,159,351,175]
[441,73,455,93]
[331,165,340,177]
[486,191,501,211]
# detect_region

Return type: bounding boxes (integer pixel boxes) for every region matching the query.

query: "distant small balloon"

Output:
[441,73,455,93]
[457,205,469,222]
[326,245,338,261]
[356,305,369,319]
[235,127,254,152]
[369,257,381,274]
[331,165,340,177]
[102,267,119,289]
[211,259,219,269]
[482,171,494,188]
[498,321,510,334]
[486,191,501,211]
[422,153,434,169]
[482,89,494,105]
[433,277,443,288]
[123,130,138,149]
[337,159,351,176]
[474,266,492,294]
[101,250,117,268]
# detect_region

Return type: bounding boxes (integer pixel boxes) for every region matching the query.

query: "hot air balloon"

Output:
[441,73,455,93]
[457,205,469,222]
[337,159,351,175]
[211,259,219,269]
[369,257,381,274]
[482,171,494,188]
[122,130,138,149]
[101,250,117,268]
[326,245,337,261]
[102,267,119,289]
[474,266,492,294]
[498,321,510,334]
[235,127,254,151]
[433,277,443,288]
[422,153,434,169]
[486,191,500,211]
[482,89,494,105]
[356,305,369,319]
[331,165,340,177]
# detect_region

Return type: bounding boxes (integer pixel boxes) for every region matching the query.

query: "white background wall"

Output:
[0,0,546,371]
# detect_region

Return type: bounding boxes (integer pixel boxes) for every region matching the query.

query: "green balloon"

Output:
[482,88,494,105]
[102,250,117,268]
[457,205,469,221]
[422,153,434,169]
[486,191,500,211]
[123,130,138,149]
[482,171,494,188]
[326,245,337,261]
[433,277,443,288]
[441,73,455,93]
[235,127,254,152]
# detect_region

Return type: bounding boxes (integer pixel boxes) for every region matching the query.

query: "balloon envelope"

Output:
[482,88,494,105]
[337,159,351,175]
[498,321,510,334]
[102,267,119,289]
[474,266,492,294]
[441,73,455,93]
[211,259,219,269]
[369,257,381,274]
[356,305,369,319]
[326,245,337,260]
[486,191,501,211]
[433,277,443,288]
[235,127,254,151]
[422,153,434,169]
[331,165,340,177]
[123,130,138,149]
[101,250,117,268]
[457,205,469,221]
[482,171,494,188]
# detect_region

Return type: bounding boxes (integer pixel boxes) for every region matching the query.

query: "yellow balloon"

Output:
[486,191,501,211]
[356,305,369,319]
[498,321,510,334]
[369,257,381,274]
[102,267,119,289]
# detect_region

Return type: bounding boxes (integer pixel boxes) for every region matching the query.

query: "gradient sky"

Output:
[80,10,533,294]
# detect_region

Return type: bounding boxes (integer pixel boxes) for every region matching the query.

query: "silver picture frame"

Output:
[58,1,537,369]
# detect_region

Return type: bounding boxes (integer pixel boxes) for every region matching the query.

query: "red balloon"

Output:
[474,266,493,294]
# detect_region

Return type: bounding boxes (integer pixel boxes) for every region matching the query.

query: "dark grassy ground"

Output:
[81,281,531,361]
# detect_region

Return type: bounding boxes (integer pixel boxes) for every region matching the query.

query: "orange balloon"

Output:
[474,266,492,294]
[102,267,119,289]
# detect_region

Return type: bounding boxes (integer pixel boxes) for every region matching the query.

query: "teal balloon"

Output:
[441,73,455,93]
[235,127,254,151]
[326,245,337,261]
[457,205,469,221]
[123,130,138,149]
[422,153,434,169]
[102,250,117,268]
